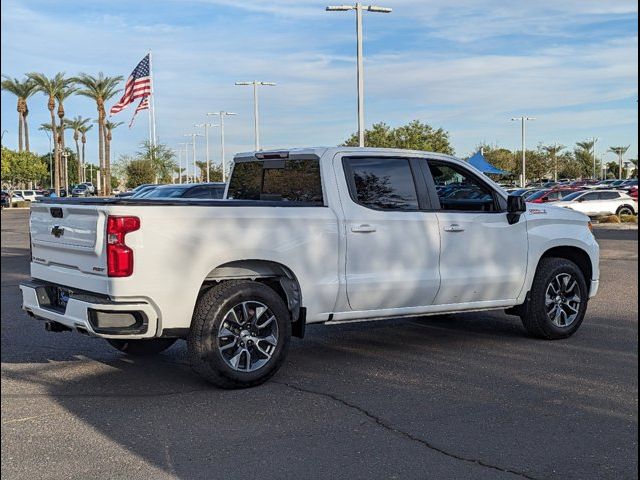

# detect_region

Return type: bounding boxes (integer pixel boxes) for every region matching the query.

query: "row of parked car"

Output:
[1,182,97,208]
[115,182,227,200]
[505,178,638,217]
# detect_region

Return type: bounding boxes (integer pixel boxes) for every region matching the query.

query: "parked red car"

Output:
[627,186,638,199]
[526,188,582,203]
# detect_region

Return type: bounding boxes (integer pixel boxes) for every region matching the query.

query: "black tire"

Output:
[616,205,635,216]
[520,257,589,339]
[107,338,177,355]
[188,280,291,389]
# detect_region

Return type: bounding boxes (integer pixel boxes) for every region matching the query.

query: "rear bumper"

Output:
[20,279,159,339]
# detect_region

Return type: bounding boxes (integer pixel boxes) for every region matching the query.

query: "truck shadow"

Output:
[3,311,638,479]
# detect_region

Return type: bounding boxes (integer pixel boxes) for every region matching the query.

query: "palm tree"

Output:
[1,76,37,152]
[66,116,91,183]
[104,120,124,191]
[542,144,566,182]
[39,123,55,188]
[78,124,94,184]
[26,73,71,195]
[73,73,123,195]
[608,146,630,180]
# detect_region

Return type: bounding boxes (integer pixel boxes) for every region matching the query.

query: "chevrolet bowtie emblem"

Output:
[51,226,65,238]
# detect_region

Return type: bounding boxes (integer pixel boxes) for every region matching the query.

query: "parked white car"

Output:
[558,190,637,216]
[21,147,600,388]
[12,190,38,202]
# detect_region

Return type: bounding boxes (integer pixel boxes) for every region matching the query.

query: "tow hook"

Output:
[44,321,72,333]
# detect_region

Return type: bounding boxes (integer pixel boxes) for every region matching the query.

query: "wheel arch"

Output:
[200,260,303,324]
[538,246,593,287]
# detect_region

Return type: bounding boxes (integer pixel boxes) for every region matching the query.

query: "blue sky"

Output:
[1,0,638,168]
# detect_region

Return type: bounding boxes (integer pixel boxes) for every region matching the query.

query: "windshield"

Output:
[525,190,549,201]
[560,191,584,201]
[144,187,188,198]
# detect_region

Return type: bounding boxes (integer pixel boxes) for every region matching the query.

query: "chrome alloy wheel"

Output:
[545,273,582,327]
[217,301,279,372]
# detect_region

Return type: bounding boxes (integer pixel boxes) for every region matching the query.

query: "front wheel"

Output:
[106,338,177,355]
[188,281,291,389]
[520,258,588,339]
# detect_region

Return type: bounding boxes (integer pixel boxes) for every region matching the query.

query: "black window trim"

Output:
[342,156,432,212]
[420,158,507,214]
[228,158,327,206]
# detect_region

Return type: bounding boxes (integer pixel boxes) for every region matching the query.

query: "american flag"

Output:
[128,96,149,128]
[110,54,152,115]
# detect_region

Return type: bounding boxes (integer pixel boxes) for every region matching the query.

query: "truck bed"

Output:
[36,198,322,207]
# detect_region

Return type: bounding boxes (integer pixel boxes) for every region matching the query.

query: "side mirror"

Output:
[507,195,527,225]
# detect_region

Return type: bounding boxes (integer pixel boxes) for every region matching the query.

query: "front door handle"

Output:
[444,224,465,232]
[351,224,377,233]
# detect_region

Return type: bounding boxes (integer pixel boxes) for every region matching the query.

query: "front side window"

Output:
[428,162,498,212]
[582,192,600,201]
[227,159,323,204]
[344,157,419,211]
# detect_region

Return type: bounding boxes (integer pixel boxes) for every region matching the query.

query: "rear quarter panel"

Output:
[105,204,341,332]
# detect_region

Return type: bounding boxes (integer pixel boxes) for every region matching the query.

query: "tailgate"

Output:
[30,203,107,276]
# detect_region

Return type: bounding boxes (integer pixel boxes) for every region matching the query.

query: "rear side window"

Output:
[344,157,419,211]
[227,159,323,204]
[599,191,620,200]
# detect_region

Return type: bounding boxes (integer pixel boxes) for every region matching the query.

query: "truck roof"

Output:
[234,146,458,162]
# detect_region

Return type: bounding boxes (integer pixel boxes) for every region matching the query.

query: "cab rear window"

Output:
[227,159,324,205]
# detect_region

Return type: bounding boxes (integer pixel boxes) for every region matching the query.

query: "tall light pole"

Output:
[511,116,535,187]
[588,137,598,179]
[195,122,219,182]
[207,111,237,183]
[235,81,276,151]
[176,142,187,184]
[326,3,392,147]
[184,133,204,182]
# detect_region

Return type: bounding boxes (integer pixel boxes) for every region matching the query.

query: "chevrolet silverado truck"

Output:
[20,147,600,388]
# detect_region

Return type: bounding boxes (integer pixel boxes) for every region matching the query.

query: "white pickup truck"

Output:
[21,147,600,388]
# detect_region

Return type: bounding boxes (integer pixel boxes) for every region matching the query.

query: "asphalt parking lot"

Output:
[1,208,637,480]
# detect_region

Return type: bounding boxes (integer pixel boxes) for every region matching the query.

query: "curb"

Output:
[592,223,638,230]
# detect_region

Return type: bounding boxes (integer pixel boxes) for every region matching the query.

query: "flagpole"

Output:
[149,50,158,146]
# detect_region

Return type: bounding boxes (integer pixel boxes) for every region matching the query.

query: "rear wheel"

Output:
[616,205,635,216]
[188,280,291,389]
[106,338,177,356]
[520,258,588,339]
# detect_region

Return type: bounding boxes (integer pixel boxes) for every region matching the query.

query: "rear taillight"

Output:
[106,216,140,277]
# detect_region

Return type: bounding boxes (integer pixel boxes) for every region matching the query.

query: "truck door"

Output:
[424,159,528,305]
[337,154,441,311]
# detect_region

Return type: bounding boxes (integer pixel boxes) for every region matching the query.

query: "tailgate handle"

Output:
[50,207,63,218]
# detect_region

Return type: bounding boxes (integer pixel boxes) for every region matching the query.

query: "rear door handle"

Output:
[444,224,465,232]
[351,224,377,233]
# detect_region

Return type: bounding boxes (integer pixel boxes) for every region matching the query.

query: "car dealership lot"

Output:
[1,209,637,480]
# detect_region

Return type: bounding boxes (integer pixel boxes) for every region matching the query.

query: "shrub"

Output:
[598,215,621,224]
[619,215,638,224]
[11,201,31,208]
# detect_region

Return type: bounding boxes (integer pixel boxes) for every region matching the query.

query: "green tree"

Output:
[125,159,156,188]
[343,120,454,154]
[26,72,71,194]
[1,76,37,152]
[608,146,630,179]
[65,116,91,183]
[104,120,124,190]
[195,161,224,182]
[574,140,598,178]
[73,72,123,195]
[541,144,566,182]
[78,123,93,182]
[1,147,48,187]
[136,140,177,183]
